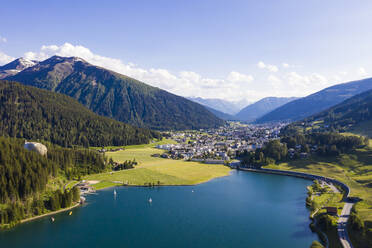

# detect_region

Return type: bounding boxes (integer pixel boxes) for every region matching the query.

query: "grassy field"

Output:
[84,147,231,188]
[46,174,70,192]
[264,138,372,247]
[264,149,372,221]
[307,182,343,248]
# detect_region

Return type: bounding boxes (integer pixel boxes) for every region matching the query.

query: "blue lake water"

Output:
[0,171,318,247]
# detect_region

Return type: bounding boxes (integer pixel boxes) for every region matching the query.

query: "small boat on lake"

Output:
[51,217,55,222]
[69,211,72,216]
[114,189,117,196]
[148,197,152,203]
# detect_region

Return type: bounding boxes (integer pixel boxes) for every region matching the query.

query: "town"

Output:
[155,122,286,164]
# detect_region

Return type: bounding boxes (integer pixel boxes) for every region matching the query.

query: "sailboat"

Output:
[69,211,72,216]
[51,217,55,222]
[148,197,152,203]
[114,189,117,196]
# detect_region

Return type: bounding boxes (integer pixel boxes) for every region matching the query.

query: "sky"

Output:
[1,0,372,104]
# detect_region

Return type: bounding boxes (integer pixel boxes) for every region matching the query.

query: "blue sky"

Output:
[1,0,372,102]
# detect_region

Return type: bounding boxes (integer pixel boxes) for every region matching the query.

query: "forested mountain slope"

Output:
[0,137,108,226]
[0,80,159,147]
[5,56,224,130]
[301,88,372,136]
[255,78,372,123]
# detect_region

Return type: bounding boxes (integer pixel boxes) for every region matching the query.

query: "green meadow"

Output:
[84,146,231,188]
[264,135,372,247]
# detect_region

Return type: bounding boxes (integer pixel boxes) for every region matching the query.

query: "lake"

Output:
[0,170,318,247]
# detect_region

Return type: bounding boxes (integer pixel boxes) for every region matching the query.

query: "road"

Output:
[321,181,340,194]
[337,201,354,248]
[240,168,355,248]
[321,181,353,248]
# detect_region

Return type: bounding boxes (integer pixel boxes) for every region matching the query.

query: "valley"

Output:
[2,2,372,248]
[2,57,372,248]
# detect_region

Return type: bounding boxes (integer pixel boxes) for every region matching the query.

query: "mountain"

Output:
[187,97,242,115]
[0,58,37,79]
[0,80,159,147]
[235,97,298,121]
[5,56,224,130]
[204,106,236,120]
[255,77,372,123]
[302,88,372,137]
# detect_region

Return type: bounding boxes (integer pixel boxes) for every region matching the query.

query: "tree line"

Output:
[0,137,106,226]
[109,158,138,171]
[238,132,367,167]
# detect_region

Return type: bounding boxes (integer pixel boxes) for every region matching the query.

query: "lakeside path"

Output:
[239,167,354,248]
[19,203,80,225]
[338,201,354,248]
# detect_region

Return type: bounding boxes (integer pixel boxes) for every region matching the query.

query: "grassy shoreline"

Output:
[88,172,232,190]
[20,202,81,224]
[262,144,372,247]
[84,146,232,189]
[241,167,344,248]
[0,202,80,230]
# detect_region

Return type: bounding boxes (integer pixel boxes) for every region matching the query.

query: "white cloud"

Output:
[257,61,278,72]
[283,71,329,97]
[0,36,7,43]
[267,65,278,72]
[357,67,367,76]
[227,71,254,82]
[257,61,266,69]
[268,75,281,84]
[0,51,14,65]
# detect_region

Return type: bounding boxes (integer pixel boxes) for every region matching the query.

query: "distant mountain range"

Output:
[187,97,244,115]
[255,77,372,123]
[235,97,298,121]
[204,106,236,120]
[189,96,298,122]
[4,56,224,130]
[0,80,158,147]
[4,56,372,130]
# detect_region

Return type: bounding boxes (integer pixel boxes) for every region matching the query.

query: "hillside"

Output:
[0,80,158,147]
[235,97,297,121]
[302,88,372,137]
[0,136,108,226]
[187,97,242,115]
[4,56,224,130]
[255,77,372,123]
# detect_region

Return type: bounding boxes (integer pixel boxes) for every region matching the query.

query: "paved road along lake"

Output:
[0,170,318,247]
